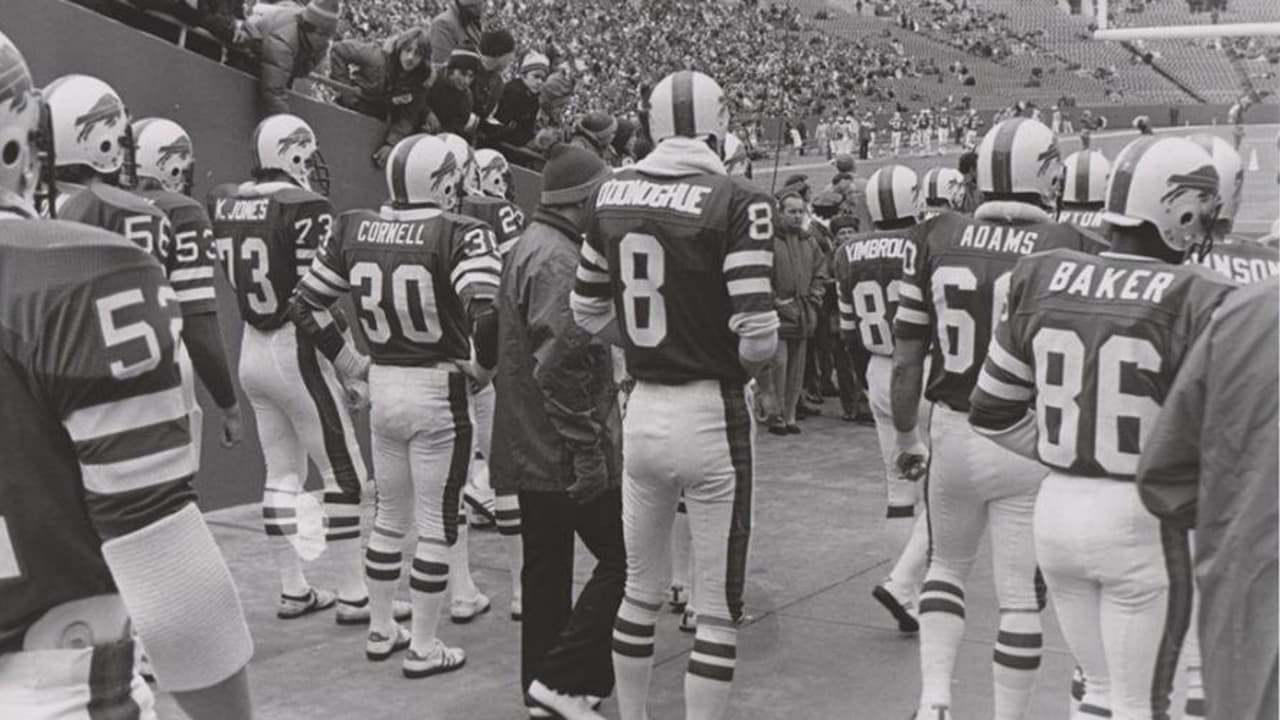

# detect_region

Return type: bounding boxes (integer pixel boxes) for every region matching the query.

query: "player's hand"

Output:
[894,432,930,482]
[334,345,371,383]
[219,403,244,448]
[567,447,609,505]
[342,378,370,412]
[372,145,392,169]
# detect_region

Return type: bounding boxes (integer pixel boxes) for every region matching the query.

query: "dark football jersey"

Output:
[296,207,500,366]
[1056,207,1107,231]
[1194,237,1279,285]
[460,194,525,257]
[577,169,776,384]
[136,188,219,316]
[970,249,1234,479]
[895,210,1104,411]
[833,226,918,358]
[207,181,334,331]
[0,216,197,652]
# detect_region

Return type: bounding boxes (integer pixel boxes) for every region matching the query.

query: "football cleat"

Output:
[1060,149,1111,207]
[1187,133,1243,233]
[335,596,413,626]
[365,623,411,661]
[130,117,195,195]
[384,134,461,211]
[873,582,920,633]
[1101,135,1220,257]
[450,591,491,623]
[251,113,329,194]
[474,148,511,198]
[647,70,729,150]
[0,30,44,213]
[866,164,920,224]
[976,117,1063,209]
[44,73,130,175]
[402,640,466,679]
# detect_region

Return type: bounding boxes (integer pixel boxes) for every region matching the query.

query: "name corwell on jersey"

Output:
[596,178,712,216]
[1048,259,1176,303]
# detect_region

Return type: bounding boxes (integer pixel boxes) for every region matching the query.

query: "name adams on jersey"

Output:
[207,182,333,330]
[970,248,1234,479]
[294,208,501,366]
[833,227,918,358]
[575,168,775,384]
[0,217,196,652]
[894,210,1104,411]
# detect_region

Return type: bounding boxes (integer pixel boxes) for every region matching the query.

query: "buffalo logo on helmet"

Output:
[74,93,123,143]
[430,150,459,190]
[480,154,505,174]
[157,135,192,169]
[0,44,33,113]
[1037,142,1061,177]
[277,126,314,156]
[1160,164,1219,207]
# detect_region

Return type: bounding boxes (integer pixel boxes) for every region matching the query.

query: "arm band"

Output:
[101,503,253,692]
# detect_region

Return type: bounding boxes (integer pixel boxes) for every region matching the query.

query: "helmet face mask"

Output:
[252,114,326,194]
[474,148,511,199]
[1102,136,1221,259]
[131,118,196,195]
[1188,133,1242,235]
[0,32,44,214]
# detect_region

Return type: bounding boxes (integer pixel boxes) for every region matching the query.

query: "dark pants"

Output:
[520,487,626,697]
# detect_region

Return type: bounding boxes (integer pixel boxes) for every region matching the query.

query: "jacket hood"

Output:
[634,138,727,177]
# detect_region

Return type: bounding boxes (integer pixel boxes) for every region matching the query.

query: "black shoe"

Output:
[768,424,789,436]
[821,384,840,397]
[786,424,802,435]
[804,391,824,405]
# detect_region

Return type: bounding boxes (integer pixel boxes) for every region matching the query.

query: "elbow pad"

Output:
[473,305,499,371]
[101,503,253,692]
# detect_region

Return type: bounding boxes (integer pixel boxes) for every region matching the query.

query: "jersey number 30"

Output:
[350,262,442,344]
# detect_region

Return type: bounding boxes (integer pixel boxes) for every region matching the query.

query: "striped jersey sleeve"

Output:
[32,262,198,540]
[449,220,502,307]
[291,212,352,360]
[164,200,218,316]
[724,185,778,338]
[893,222,933,341]
[834,251,859,345]
[570,219,616,336]
[969,261,1036,431]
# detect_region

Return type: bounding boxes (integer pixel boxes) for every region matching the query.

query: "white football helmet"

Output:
[439,133,480,196]
[920,167,965,210]
[131,118,194,195]
[977,117,1063,209]
[648,71,729,149]
[44,74,130,175]
[1188,133,1243,232]
[251,114,329,194]
[0,31,43,212]
[1102,135,1220,256]
[385,134,461,211]
[474,148,510,198]
[865,165,920,224]
[1060,149,1111,208]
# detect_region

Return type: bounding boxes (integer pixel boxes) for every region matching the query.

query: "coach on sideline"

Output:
[491,144,624,717]
[1137,278,1279,720]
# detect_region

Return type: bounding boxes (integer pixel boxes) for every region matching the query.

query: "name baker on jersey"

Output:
[1049,259,1176,303]
[842,235,917,267]
[596,178,712,216]
[213,197,270,222]
[958,225,1041,255]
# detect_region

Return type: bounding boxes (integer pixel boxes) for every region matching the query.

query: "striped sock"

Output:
[685,619,737,720]
[365,525,404,634]
[1184,663,1205,718]
[918,578,966,710]
[325,490,367,601]
[992,610,1042,720]
[409,540,449,654]
[495,492,522,599]
[263,489,307,596]
[613,595,660,720]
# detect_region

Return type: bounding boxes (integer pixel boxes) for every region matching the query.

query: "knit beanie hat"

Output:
[302,0,340,34]
[830,215,860,235]
[521,51,550,76]
[479,29,515,59]
[834,154,856,173]
[575,112,617,148]
[447,47,483,73]
[540,143,611,206]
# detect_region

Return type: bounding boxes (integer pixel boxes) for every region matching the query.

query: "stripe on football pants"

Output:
[718,381,753,623]
[671,71,697,138]
[295,334,362,499]
[442,373,472,546]
[1152,522,1194,718]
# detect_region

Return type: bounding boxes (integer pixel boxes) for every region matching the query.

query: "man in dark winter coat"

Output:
[242,0,339,116]
[329,28,432,166]
[428,0,484,75]
[426,48,482,139]
[473,29,515,122]
[491,144,624,718]
[493,52,548,148]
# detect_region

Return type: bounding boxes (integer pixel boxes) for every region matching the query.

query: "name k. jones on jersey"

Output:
[213,198,270,222]
[596,179,712,216]
[1049,260,1176,303]
[842,236,917,267]
[958,225,1039,255]
[356,219,429,245]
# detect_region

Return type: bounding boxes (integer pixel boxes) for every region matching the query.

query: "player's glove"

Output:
[334,344,371,383]
[894,431,930,482]
[567,446,609,505]
[219,402,244,448]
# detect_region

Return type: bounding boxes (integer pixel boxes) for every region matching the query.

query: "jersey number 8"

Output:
[620,233,667,348]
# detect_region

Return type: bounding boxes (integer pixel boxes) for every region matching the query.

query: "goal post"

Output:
[1093,0,1280,40]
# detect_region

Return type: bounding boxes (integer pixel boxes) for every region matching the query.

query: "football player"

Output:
[890,111,904,157]
[969,135,1234,720]
[291,133,501,678]
[571,70,779,720]
[892,117,1103,720]
[919,167,967,220]
[1056,149,1111,232]
[43,75,240,456]
[1189,133,1279,285]
[832,165,932,634]
[130,117,243,452]
[0,32,253,719]
[208,114,405,626]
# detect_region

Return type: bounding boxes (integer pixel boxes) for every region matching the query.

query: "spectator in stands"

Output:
[473,29,516,124]
[610,118,638,166]
[494,52,548,148]
[957,149,981,214]
[329,27,432,167]
[195,0,246,44]
[540,56,577,130]
[427,47,482,138]
[567,112,617,163]
[242,0,340,116]
[428,0,484,75]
